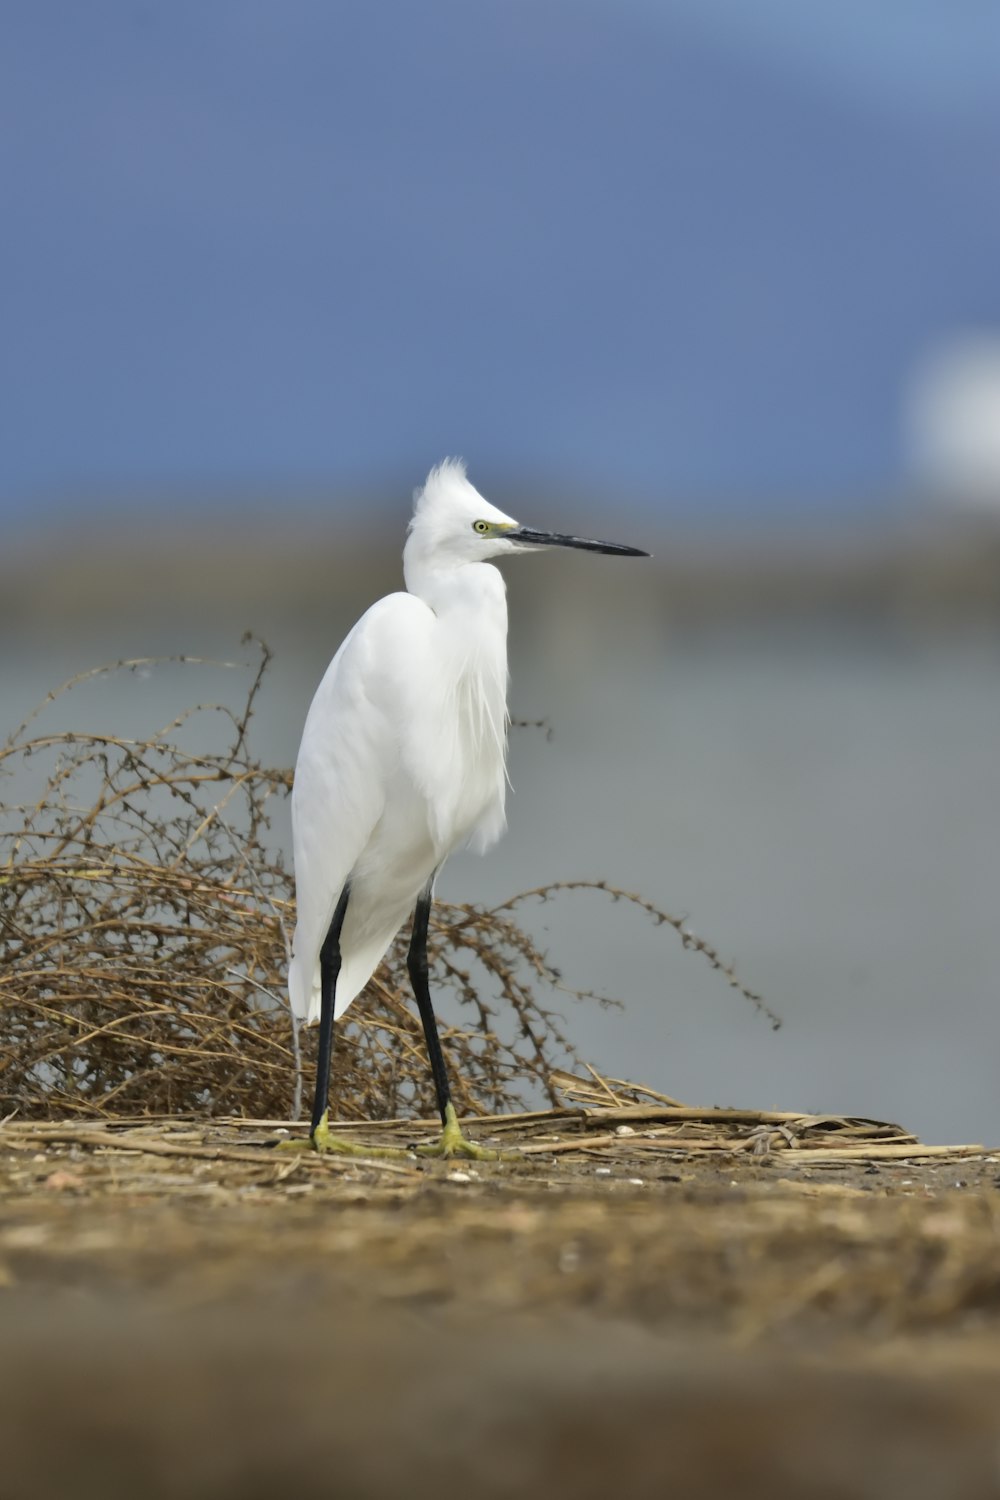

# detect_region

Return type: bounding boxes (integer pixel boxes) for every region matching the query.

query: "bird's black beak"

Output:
[505,527,649,558]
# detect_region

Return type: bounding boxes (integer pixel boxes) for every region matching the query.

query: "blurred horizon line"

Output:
[5,502,999,641]
[6,475,1000,540]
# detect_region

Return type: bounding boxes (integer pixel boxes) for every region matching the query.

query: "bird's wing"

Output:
[287,592,432,1018]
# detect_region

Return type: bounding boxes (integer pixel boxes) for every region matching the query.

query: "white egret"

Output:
[288,459,648,1157]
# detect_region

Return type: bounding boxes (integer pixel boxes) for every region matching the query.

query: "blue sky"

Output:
[3,0,999,524]
[657,0,1000,121]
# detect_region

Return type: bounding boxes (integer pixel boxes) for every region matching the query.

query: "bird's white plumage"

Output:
[288,460,515,1023]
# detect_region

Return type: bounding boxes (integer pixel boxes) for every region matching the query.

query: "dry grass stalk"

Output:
[0,1071,981,1167]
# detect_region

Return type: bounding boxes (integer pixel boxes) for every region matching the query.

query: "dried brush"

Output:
[0,645,775,1122]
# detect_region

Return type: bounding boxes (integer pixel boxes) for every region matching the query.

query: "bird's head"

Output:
[406,459,649,574]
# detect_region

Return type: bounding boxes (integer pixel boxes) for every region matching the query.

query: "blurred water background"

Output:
[3,1,999,1143]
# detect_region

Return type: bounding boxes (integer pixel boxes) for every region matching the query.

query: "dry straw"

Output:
[0,644,775,1123]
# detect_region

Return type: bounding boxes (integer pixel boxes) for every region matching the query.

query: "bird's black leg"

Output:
[408,879,501,1160]
[281,883,408,1159]
[310,883,350,1139]
[407,880,452,1125]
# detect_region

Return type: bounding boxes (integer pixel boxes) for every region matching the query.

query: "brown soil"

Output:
[2,1098,1000,1498]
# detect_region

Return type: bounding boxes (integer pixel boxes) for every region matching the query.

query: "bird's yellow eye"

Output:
[473,520,492,535]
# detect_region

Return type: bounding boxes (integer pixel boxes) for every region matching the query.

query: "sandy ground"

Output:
[2,1106,1000,1498]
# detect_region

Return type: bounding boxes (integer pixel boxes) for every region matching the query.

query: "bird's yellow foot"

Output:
[415,1103,511,1161]
[277,1110,412,1159]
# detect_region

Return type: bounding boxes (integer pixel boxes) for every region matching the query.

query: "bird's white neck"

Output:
[400,555,511,854]
[403,555,507,622]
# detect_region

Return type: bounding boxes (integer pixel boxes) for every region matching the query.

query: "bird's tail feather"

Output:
[288,927,402,1026]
